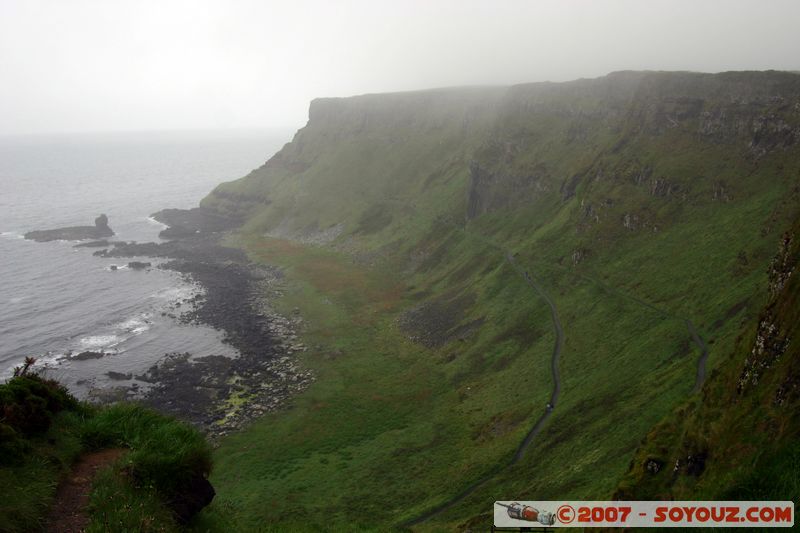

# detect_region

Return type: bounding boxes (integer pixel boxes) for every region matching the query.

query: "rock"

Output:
[70,351,105,361]
[24,214,115,242]
[159,226,198,239]
[74,239,110,248]
[127,261,152,270]
[150,207,241,240]
[106,371,132,381]
[685,453,707,476]
[110,265,118,271]
[645,458,663,474]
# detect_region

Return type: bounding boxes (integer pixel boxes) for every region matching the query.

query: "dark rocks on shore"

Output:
[83,213,313,437]
[25,214,115,242]
[159,226,199,239]
[127,261,152,270]
[151,207,241,240]
[95,238,247,263]
[106,371,133,381]
[74,239,111,248]
[70,351,106,361]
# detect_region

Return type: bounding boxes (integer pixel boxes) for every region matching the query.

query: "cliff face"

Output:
[201,71,800,518]
[204,71,800,248]
[202,85,507,240]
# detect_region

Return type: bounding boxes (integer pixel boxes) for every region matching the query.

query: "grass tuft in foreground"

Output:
[0,368,213,532]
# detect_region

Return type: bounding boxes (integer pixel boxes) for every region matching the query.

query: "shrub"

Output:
[0,373,78,463]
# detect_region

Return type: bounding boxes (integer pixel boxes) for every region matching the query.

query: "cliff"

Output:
[199,71,800,528]
[204,71,800,246]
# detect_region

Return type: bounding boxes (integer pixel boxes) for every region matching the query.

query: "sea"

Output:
[0,129,290,398]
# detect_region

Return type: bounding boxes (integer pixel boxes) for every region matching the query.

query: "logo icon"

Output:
[496,502,556,526]
[557,504,576,524]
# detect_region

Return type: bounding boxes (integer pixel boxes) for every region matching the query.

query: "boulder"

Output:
[168,474,215,524]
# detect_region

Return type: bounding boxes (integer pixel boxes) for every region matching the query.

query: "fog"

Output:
[1,0,798,135]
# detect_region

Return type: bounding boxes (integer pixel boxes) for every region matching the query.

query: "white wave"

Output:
[154,285,199,301]
[8,297,24,304]
[79,334,123,350]
[118,313,152,335]
[0,231,24,240]
[146,216,168,228]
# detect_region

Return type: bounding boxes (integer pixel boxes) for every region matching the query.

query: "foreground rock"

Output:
[25,214,114,242]
[169,474,216,524]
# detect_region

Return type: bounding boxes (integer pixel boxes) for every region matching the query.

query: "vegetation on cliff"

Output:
[195,70,800,530]
[616,220,799,503]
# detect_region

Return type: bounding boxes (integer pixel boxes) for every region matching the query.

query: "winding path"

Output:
[401,253,564,528]
[559,268,709,394]
[558,267,709,393]
[401,219,708,528]
[46,448,126,532]
[686,320,709,393]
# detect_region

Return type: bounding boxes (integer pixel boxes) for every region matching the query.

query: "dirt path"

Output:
[401,254,564,527]
[510,259,563,462]
[402,218,706,527]
[46,448,126,533]
[686,319,709,393]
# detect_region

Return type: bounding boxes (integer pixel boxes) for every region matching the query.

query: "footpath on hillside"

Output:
[402,219,708,527]
[46,449,126,533]
[402,250,564,527]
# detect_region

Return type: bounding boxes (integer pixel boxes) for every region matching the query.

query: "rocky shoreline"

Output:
[92,211,313,439]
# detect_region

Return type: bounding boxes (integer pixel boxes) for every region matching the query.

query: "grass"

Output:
[197,233,556,531]
[87,467,179,533]
[0,409,85,532]
[82,403,212,497]
[201,220,708,530]
[0,374,213,532]
[615,215,800,503]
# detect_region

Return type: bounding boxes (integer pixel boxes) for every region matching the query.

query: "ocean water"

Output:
[0,130,288,397]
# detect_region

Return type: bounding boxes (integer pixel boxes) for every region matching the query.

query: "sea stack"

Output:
[24,214,115,242]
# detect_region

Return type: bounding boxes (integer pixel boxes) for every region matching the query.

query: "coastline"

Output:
[94,222,314,439]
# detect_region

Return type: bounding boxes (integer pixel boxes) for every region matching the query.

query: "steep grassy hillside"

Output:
[200,71,800,530]
[616,218,800,503]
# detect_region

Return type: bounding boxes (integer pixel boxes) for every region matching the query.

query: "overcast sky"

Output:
[1,0,798,135]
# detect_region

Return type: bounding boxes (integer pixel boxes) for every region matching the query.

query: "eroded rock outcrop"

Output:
[25,214,114,242]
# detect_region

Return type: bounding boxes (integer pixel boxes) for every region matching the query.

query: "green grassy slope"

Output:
[199,71,800,530]
[616,216,800,504]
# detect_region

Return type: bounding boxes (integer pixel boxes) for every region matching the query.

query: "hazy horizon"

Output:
[2,0,799,136]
